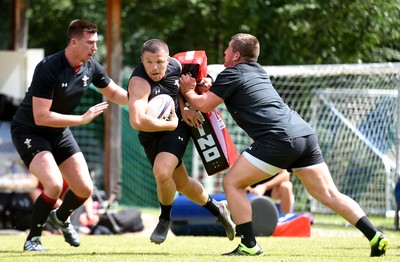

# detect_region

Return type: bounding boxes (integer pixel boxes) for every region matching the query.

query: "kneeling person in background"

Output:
[246,170,293,215]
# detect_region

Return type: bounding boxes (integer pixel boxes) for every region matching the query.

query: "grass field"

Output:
[0,212,399,261]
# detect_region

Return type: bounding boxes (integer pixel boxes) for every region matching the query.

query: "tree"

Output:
[23,0,400,66]
[27,0,107,61]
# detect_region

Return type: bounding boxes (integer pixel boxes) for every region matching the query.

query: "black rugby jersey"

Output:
[129,57,183,137]
[210,62,314,140]
[13,50,110,132]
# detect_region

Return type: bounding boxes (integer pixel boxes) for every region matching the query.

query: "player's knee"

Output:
[43,181,64,198]
[280,181,293,193]
[221,176,240,192]
[153,168,172,184]
[84,184,94,197]
[73,183,93,199]
[54,183,64,195]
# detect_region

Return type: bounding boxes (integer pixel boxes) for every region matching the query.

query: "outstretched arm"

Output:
[32,96,109,128]
[99,79,128,106]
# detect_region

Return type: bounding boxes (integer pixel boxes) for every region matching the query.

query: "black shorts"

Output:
[245,134,324,172]
[264,189,272,197]
[138,119,191,167]
[10,122,81,168]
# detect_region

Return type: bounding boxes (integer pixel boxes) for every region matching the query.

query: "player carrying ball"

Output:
[127,39,236,244]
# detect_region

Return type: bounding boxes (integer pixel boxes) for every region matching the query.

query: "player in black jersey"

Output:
[11,19,128,252]
[180,33,388,257]
[127,39,235,245]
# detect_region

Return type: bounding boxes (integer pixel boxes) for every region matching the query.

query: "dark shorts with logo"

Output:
[10,122,80,168]
[138,120,191,167]
[245,134,324,172]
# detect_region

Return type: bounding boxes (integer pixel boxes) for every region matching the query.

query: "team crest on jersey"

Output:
[154,87,161,95]
[82,75,89,87]
[24,138,32,149]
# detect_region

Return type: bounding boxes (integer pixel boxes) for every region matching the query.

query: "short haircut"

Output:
[67,19,98,43]
[231,33,260,62]
[141,39,169,55]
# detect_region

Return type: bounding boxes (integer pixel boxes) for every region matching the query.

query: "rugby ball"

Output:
[146,94,175,120]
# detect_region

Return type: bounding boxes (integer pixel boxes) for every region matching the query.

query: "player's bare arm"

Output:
[99,79,128,106]
[32,96,109,127]
[128,76,178,132]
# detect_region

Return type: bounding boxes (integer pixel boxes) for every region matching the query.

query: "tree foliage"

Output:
[15,0,400,66]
